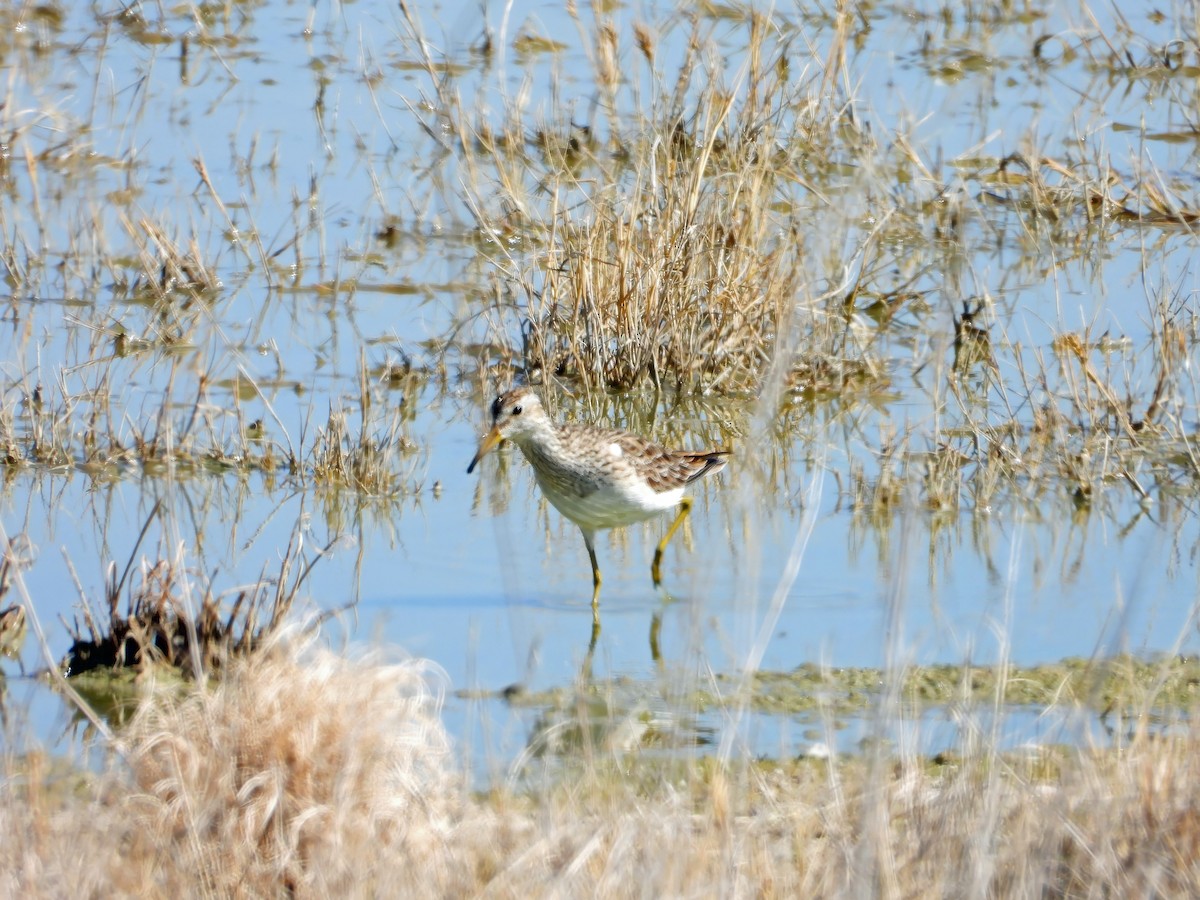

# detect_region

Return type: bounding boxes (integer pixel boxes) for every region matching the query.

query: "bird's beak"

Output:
[467,426,504,474]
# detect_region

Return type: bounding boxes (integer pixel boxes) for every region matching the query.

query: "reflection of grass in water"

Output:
[0,349,428,497]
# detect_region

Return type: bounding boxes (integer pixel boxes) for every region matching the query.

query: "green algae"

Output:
[502,654,1200,731]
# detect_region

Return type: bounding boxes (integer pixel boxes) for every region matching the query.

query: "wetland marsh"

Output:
[4,0,1200,893]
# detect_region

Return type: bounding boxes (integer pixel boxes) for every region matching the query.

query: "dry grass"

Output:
[411,5,872,395]
[1,641,460,896]
[3,0,1196,523]
[60,517,333,680]
[0,323,428,495]
[308,354,424,497]
[5,638,1200,897]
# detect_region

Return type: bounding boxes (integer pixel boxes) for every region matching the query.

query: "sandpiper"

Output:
[467,389,728,615]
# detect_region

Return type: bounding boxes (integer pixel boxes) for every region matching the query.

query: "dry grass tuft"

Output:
[113,642,458,896]
[417,8,864,394]
[0,642,463,896]
[61,509,336,680]
[309,355,424,496]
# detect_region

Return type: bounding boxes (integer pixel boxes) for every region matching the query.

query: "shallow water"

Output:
[2,0,1199,775]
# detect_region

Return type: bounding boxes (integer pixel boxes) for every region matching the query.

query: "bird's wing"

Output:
[614,432,728,493]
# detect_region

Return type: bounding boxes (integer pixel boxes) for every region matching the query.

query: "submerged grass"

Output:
[507,652,1200,723]
[0,327,430,497]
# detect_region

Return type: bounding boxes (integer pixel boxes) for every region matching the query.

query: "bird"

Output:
[467,388,727,617]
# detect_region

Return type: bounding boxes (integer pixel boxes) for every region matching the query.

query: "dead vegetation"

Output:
[5,637,1200,896]
[60,511,334,680]
[1,643,459,896]
[405,6,870,394]
[0,327,429,496]
[2,0,1196,523]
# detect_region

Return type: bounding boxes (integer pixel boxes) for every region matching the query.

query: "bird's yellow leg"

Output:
[584,532,602,625]
[652,496,692,586]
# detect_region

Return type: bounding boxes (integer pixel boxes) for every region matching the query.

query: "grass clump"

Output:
[308,355,424,497]
[407,7,870,394]
[60,508,335,682]
[2,642,459,896]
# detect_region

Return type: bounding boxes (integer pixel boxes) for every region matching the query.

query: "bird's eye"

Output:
[512,405,523,416]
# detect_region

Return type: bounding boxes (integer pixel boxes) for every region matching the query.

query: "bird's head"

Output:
[466,389,545,473]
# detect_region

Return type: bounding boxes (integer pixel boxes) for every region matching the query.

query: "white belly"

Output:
[536,471,684,531]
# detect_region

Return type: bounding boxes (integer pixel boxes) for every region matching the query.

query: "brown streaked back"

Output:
[615,431,729,494]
